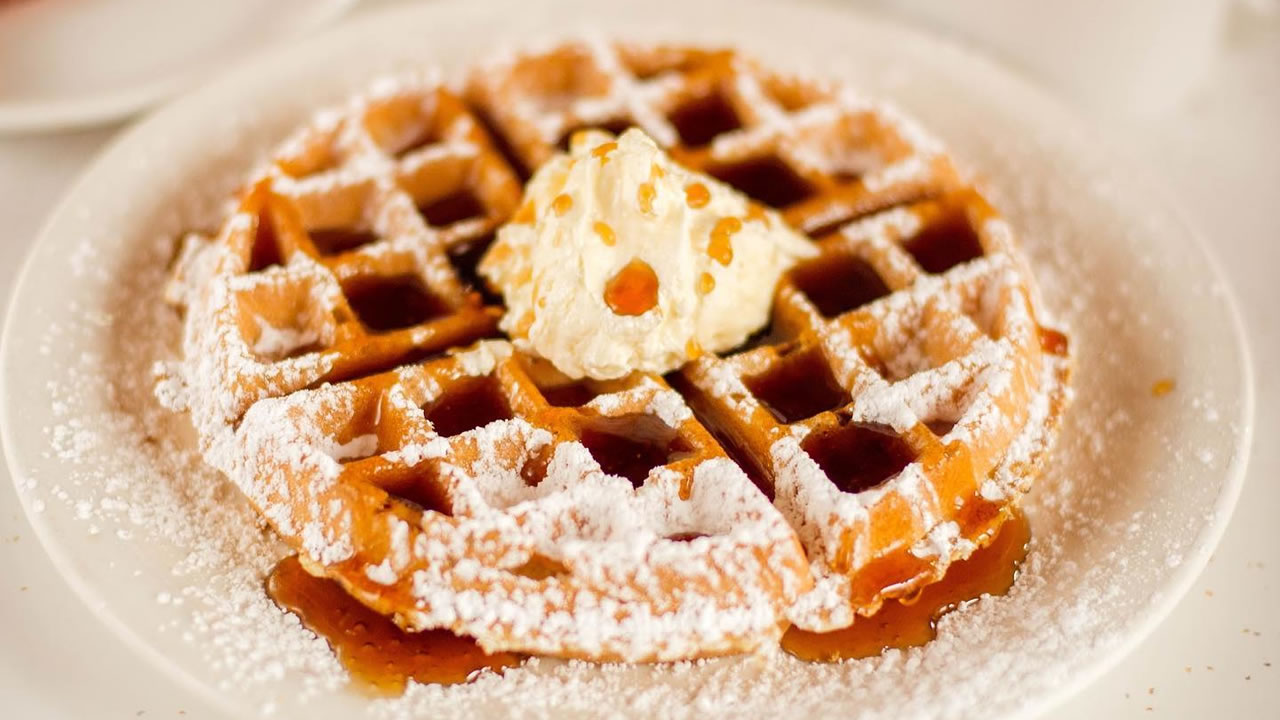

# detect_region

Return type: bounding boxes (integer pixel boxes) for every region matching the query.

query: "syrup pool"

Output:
[267,555,523,694]
[780,511,1031,662]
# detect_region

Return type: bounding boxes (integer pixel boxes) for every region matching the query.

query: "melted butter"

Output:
[1151,378,1175,397]
[266,555,522,695]
[781,511,1031,662]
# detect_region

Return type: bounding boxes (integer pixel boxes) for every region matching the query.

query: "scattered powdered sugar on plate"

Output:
[10,20,1248,720]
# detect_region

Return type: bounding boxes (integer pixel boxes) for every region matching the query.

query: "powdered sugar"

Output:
[252,315,322,361]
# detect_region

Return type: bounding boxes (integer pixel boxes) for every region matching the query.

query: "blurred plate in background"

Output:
[0,0,359,134]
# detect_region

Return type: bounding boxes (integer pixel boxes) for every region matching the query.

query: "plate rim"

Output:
[0,1,1256,717]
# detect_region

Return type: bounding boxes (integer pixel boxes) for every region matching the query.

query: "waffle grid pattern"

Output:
[469,40,961,234]
[233,341,808,660]
[679,190,1068,628]
[160,40,1072,659]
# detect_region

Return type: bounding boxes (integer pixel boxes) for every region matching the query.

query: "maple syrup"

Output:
[555,119,632,151]
[924,419,957,439]
[248,209,284,272]
[591,140,619,164]
[266,555,523,694]
[708,217,741,266]
[789,252,891,318]
[447,235,505,306]
[685,182,711,209]
[781,511,1031,662]
[744,348,847,424]
[510,553,570,580]
[551,193,574,217]
[343,275,451,332]
[418,189,486,228]
[902,211,985,274]
[697,272,716,296]
[379,467,453,516]
[637,182,657,214]
[710,156,814,208]
[664,373,775,498]
[540,380,602,408]
[593,220,617,246]
[578,413,692,487]
[1037,326,1069,356]
[422,374,514,437]
[309,228,380,256]
[604,259,659,316]
[800,422,917,495]
[669,93,743,147]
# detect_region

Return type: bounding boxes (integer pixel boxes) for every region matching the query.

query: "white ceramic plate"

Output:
[0,0,358,134]
[0,1,1254,718]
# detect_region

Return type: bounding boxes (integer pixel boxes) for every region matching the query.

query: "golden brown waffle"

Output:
[165,78,521,422]
[235,340,810,660]
[467,40,961,234]
[160,40,1072,660]
[677,189,1071,629]
[469,40,1070,631]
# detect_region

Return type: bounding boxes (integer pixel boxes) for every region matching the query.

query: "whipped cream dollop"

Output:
[479,128,817,380]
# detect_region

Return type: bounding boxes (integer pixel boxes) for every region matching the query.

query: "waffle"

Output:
[467,40,961,233]
[676,190,1071,629]
[232,339,809,660]
[159,40,1072,661]
[165,76,522,423]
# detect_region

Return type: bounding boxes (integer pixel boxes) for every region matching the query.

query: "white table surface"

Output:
[1,3,1275,718]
